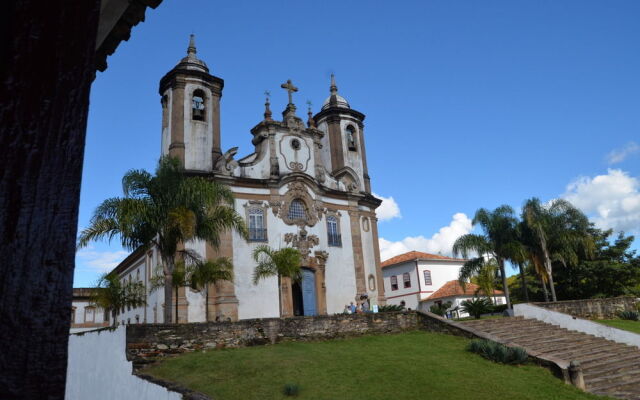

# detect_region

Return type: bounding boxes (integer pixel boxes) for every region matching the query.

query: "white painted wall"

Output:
[382,262,419,309]
[514,303,640,349]
[416,261,463,301]
[419,294,507,318]
[183,82,213,172]
[65,327,182,400]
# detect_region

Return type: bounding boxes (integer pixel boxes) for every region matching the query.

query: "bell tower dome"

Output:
[314,75,372,193]
[159,35,224,171]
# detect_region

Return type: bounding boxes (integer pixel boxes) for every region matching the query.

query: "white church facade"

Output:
[106,36,386,324]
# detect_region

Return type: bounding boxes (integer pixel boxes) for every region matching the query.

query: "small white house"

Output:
[381,251,467,310]
[70,288,109,333]
[418,280,506,318]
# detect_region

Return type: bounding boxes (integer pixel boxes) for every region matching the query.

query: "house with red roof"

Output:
[417,280,506,318]
[381,251,467,310]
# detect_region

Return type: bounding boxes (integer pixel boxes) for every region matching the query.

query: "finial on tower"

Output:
[187,34,197,57]
[264,90,272,121]
[330,73,338,95]
[306,100,315,128]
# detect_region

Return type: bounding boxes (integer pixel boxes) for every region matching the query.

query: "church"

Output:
[109,36,386,324]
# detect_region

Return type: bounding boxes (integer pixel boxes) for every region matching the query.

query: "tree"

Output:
[521,198,594,301]
[78,157,247,323]
[552,228,640,299]
[149,260,192,323]
[91,273,146,326]
[252,245,303,316]
[453,205,522,309]
[430,301,453,316]
[461,298,493,319]
[191,257,234,321]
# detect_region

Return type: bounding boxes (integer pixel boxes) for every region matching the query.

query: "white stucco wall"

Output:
[514,303,640,349]
[65,327,182,400]
[416,261,463,301]
[183,82,214,172]
[382,262,419,309]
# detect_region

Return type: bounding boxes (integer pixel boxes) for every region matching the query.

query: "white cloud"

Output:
[563,169,640,233]
[76,245,129,273]
[379,213,473,262]
[373,193,401,221]
[606,142,639,164]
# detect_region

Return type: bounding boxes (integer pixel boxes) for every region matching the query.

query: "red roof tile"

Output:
[381,250,465,268]
[420,280,504,302]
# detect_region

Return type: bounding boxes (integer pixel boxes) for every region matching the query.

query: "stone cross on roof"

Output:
[280,79,298,105]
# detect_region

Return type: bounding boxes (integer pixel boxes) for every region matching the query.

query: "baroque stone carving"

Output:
[214,147,238,175]
[280,181,321,227]
[284,228,319,260]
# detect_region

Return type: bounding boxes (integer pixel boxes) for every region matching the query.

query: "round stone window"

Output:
[291,138,301,150]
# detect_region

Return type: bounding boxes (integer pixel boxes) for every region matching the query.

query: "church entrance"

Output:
[301,268,317,316]
[291,281,303,316]
[291,268,317,316]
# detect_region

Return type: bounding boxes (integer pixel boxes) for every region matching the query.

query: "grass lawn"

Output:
[597,319,640,334]
[145,331,606,400]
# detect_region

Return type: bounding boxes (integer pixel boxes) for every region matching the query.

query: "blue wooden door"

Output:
[301,268,317,316]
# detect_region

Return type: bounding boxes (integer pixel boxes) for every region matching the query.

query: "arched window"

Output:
[346,125,357,151]
[423,270,432,286]
[248,208,267,241]
[192,89,205,121]
[403,272,411,288]
[288,199,307,220]
[327,215,341,246]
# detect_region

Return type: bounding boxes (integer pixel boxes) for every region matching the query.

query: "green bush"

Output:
[283,383,300,397]
[378,304,405,312]
[429,301,453,316]
[467,339,528,365]
[460,298,493,319]
[491,304,508,314]
[618,310,639,321]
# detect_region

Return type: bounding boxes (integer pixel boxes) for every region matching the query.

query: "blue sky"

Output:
[75,1,640,286]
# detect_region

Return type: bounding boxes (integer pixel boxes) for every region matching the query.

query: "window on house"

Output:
[136,269,140,282]
[104,308,110,322]
[327,215,341,246]
[346,125,357,151]
[71,308,76,323]
[423,270,432,286]
[192,89,205,121]
[248,208,267,242]
[390,276,398,291]
[496,297,504,305]
[403,272,411,288]
[288,199,307,220]
[84,307,95,323]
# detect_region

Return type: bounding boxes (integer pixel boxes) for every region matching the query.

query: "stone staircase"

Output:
[460,317,640,400]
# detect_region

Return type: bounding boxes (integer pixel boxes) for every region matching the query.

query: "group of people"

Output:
[343,294,373,314]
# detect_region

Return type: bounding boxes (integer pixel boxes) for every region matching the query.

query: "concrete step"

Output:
[523,337,612,354]
[584,357,640,380]
[582,352,640,369]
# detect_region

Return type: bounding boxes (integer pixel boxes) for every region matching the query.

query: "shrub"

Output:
[460,298,493,319]
[283,383,300,397]
[618,310,639,321]
[467,339,528,365]
[429,301,453,316]
[378,304,405,312]
[490,304,508,314]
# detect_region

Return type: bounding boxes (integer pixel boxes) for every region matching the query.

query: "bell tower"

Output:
[159,35,224,171]
[314,75,371,193]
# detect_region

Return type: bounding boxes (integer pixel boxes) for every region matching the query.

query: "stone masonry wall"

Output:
[534,297,639,319]
[127,312,417,366]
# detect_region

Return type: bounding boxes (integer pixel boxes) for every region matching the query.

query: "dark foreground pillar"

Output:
[0,1,100,398]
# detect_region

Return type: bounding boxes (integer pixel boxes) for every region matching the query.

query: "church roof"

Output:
[381,250,465,268]
[175,34,209,73]
[420,280,504,302]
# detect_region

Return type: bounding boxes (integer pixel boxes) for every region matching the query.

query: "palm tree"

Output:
[453,205,522,310]
[252,245,303,317]
[91,273,146,326]
[191,257,234,321]
[458,257,497,303]
[149,260,194,323]
[78,157,247,324]
[521,198,594,302]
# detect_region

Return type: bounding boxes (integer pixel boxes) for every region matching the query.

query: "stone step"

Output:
[522,337,611,354]
[505,332,591,347]
[584,357,640,380]
[474,322,557,336]
[588,370,640,393]
[545,342,625,360]
[582,352,640,369]
[579,347,634,365]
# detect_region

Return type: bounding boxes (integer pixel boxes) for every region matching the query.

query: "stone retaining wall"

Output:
[534,297,639,319]
[127,312,417,366]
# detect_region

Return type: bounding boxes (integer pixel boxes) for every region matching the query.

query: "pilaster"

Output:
[348,209,367,297]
